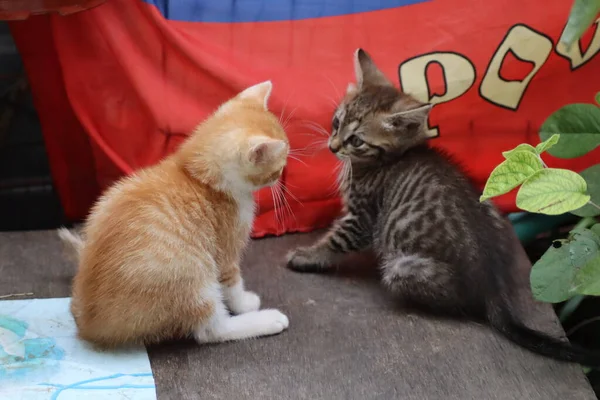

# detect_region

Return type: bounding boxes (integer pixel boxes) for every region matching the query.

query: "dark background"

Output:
[0,21,65,231]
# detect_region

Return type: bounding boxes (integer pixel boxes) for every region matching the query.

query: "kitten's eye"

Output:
[348,135,364,147]
[332,117,339,131]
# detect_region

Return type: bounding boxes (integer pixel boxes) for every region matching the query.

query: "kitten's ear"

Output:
[238,81,273,110]
[354,48,391,88]
[382,104,433,132]
[248,137,287,164]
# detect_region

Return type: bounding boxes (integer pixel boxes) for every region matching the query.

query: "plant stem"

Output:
[559,295,585,322]
[588,200,600,212]
[572,216,597,232]
[566,316,600,336]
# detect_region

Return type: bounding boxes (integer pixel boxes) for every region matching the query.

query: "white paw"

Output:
[254,309,289,335]
[229,290,261,314]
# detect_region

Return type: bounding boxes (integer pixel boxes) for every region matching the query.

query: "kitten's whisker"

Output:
[319,93,340,110]
[290,136,329,152]
[276,182,287,224]
[301,120,330,133]
[281,183,303,207]
[279,92,294,126]
[321,73,341,99]
[278,185,296,222]
[326,161,345,196]
[298,120,330,137]
[288,148,312,157]
[270,185,282,228]
[274,181,295,224]
[288,154,308,167]
[283,107,299,130]
[303,119,328,131]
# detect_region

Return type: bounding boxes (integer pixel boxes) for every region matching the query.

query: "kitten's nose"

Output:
[328,142,341,153]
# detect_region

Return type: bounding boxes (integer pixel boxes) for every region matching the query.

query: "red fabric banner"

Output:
[9,0,600,237]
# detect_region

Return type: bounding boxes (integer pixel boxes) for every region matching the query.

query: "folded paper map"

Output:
[0,297,156,400]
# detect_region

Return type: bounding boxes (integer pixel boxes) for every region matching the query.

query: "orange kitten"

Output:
[59,81,290,347]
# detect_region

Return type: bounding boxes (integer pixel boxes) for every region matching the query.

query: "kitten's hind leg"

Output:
[194,284,288,343]
[381,254,465,315]
[287,213,369,273]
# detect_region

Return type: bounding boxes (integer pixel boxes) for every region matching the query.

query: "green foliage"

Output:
[572,165,600,217]
[501,134,560,159]
[480,152,542,201]
[559,0,600,50]
[539,104,600,158]
[502,143,536,158]
[482,93,600,305]
[535,134,560,154]
[574,257,600,295]
[516,169,590,215]
[570,226,600,296]
[592,223,600,236]
[530,228,600,302]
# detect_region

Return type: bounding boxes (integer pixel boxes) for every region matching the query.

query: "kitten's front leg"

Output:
[220,265,261,314]
[287,213,369,273]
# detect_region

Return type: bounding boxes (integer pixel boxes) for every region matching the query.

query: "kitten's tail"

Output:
[57,227,84,256]
[487,299,600,367]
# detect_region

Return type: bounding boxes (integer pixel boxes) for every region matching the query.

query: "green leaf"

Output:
[502,143,536,158]
[535,134,560,154]
[596,92,600,106]
[516,168,590,215]
[531,229,600,302]
[480,151,543,201]
[592,223,600,237]
[572,164,600,217]
[559,0,600,49]
[573,256,600,295]
[540,104,600,158]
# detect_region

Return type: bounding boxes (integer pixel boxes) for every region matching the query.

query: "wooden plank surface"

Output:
[0,229,595,400]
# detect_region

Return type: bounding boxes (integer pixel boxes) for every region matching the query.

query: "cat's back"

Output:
[372,145,497,253]
[92,160,224,229]
[378,145,479,208]
[81,158,237,273]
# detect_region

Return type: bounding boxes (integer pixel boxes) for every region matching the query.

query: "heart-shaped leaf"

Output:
[531,228,600,302]
[480,151,543,201]
[516,168,590,215]
[540,104,600,158]
[502,143,536,158]
[535,134,560,154]
[592,223,600,237]
[573,256,600,296]
[572,164,600,217]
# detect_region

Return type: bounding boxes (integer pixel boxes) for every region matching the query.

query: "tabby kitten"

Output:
[288,49,600,366]
[60,81,289,347]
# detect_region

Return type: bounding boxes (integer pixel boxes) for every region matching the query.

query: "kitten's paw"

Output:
[286,247,331,273]
[254,309,289,334]
[229,290,261,314]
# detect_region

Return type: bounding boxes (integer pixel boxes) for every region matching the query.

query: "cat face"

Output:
[181,81,289,191]
[329,49,432,163]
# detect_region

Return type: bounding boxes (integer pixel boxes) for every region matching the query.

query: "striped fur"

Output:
[288,49,600,367]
